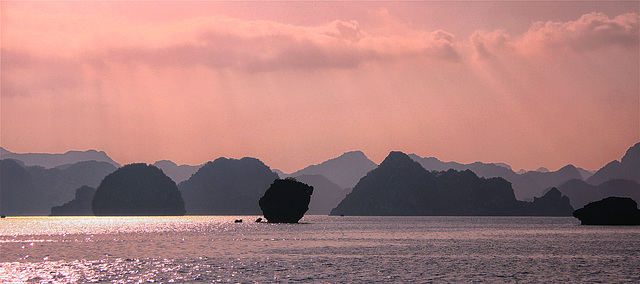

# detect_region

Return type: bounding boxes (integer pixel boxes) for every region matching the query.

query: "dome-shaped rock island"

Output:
[92,163,186,216]
[259,178,313,223]
[573,197,640,225]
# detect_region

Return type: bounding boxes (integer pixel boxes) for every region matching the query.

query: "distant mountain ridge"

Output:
[408,154,584,201]
[557,178,640,209]
[587,142,640,185]
[4,142,637,217]
[293,174,348,215]
[288,151,377,189]
[330,151,573,216]
[1,159,117,215]
[0,147,120,168]
[153,160,201,183]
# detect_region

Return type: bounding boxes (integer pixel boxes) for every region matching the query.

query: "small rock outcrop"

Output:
[259,178,313,223]
[50,186,96,216]
[92,163,186,216]
[573,197,640,225]
[525,187,574,216]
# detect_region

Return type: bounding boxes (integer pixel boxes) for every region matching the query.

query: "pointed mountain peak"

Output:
[557,164,578,172]
[291,150,377,189]
[379,151,422,169]
[321,150,373,165]
[542,187,562,198]
[382,151,411,162]
[621,142,640,166]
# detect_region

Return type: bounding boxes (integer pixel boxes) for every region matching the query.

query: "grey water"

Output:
[1,216,639,283]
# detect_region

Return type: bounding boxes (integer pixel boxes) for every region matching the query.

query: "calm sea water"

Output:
[1,216,639,283]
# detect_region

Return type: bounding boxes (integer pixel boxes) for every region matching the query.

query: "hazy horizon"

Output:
[2,1,638,173]
[4,144,636,174]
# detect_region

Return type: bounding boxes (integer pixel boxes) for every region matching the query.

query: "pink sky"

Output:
[1,1,638,173]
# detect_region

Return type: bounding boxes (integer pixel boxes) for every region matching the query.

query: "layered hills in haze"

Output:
[586,142,639,185]
[178,157,279,215]
[286,151,377,189]
[554,142,640,208]
[330,151,574,216]
[557,179,640,209]
[293,174,348,215]
[153,160,201,183]
[1,159,117,215]
[1,142,637,216]
[0,147,120,168]
[408,154,584,201]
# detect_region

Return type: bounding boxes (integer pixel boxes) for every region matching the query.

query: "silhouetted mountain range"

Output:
[29,161,118,211]
[0,159,117,215]
[294,174,348,215]
[2,142,637,216]
[153,160,201,183]
[408,154,584,201]
[330,151,573,216]
[587,142,639,185]
[0,147,120,168]
[557,178,640,209]
[178,157,279,215]
[287,151,377,189]
[576,168,595,180]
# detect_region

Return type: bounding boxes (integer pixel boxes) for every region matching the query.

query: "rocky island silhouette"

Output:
[573,197,640,225]
[50,186,96,216]
[259,178,314,223]
[92,163,186,216]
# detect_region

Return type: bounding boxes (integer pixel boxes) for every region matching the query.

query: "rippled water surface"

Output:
[1,216,639,283]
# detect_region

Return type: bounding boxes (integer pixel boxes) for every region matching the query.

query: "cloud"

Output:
[1,49,83,97]
[470,30,511,60]
[1,10,462,98]
[91,17,460,72]
[471,12,639,58]
[521,12,639,54]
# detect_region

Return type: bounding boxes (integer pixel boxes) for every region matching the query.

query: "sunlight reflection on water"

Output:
[1,216,639,283]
